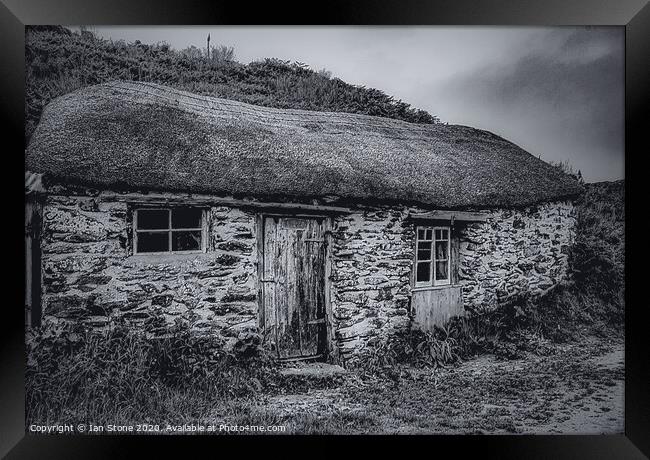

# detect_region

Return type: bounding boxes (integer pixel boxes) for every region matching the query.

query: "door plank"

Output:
[262,217,278,353]
[300,218,324,357]
[275,218,290,358]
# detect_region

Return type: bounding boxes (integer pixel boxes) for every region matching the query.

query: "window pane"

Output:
[435,261,449,280]
[416,262,431,282]
[425,229,432,240]
[137,209,169,230]
[417,241,431,261]
[172,231,201,251]
[172,208,202,229]
[417,228,425,240]
[137,232,169,253]
[435,240,448,260]
[441,229,449,239]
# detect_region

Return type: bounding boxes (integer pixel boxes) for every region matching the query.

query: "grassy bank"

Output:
[26,26,438,145]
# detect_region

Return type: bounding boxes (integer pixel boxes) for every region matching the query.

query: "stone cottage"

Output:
[25,81,582,363]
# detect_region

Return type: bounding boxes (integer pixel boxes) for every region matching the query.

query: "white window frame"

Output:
[133,207,206,255]
[414,225,451,288]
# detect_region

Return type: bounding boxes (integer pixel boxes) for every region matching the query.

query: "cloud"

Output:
[432,28,624,181]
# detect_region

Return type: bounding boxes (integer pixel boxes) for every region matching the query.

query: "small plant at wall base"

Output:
[354,326,462,375]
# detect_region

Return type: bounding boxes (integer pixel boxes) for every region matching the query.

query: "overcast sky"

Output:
[87,26,624,182]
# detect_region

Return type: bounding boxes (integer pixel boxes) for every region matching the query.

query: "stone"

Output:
[216,240,250,252]
[278,362,347,379]
[151,294,173,308]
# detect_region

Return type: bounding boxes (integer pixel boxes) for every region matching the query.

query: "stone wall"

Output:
[36,188,576,361]
[329,209,414,361]
[457,201,576,311]
[40,193,258,350]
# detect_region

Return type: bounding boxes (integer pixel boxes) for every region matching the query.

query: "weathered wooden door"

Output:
[261,216,327,359]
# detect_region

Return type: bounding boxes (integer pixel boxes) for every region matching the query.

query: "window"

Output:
[414,226,451,287]
[134,208,205,254]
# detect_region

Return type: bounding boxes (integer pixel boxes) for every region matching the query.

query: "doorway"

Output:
[259,215,328,360]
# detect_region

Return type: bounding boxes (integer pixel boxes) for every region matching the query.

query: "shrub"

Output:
[446,312,503,358]
[540,171,624,327]
[568,181,625,325]
[411,327,460,366]
[448,180,626,359]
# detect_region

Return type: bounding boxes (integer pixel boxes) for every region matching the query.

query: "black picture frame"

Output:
[2,0,647,457]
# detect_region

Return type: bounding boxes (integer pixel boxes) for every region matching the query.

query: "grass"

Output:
[337,334,623,434]
[25,321,280,427]
[219,332,622,434]
[26,314,623,434]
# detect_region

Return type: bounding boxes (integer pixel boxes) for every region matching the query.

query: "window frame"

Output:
[133,207,207,255]
[414,225,451,288]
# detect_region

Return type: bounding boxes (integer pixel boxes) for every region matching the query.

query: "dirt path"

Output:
[524,343,624,434]
[252,335,624,434]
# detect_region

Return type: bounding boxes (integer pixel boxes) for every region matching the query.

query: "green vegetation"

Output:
[25,321,279,426]
[25,26,438,145]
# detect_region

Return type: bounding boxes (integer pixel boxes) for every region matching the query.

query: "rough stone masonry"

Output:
[38,187,576,362]
[328,200,575,359]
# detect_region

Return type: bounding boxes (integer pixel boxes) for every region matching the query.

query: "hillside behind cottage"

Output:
[25,25,438,146]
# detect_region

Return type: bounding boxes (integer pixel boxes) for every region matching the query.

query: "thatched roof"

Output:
[26,81,582,208]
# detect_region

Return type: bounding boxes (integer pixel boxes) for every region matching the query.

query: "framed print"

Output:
[1,0,648,457]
